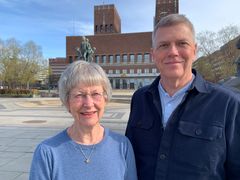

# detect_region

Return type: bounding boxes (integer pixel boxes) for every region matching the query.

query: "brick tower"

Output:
[94,4,121,35]
[154,0,179,26]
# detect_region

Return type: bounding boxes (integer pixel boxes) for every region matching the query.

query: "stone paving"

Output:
[0,97,131,180]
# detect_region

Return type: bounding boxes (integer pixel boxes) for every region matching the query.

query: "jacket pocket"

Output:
[178,121,223,141]
[175,121,224,173]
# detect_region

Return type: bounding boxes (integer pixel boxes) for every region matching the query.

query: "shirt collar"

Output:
[158,74,195,98]
[147,69,211,96]
[190,69,210,93]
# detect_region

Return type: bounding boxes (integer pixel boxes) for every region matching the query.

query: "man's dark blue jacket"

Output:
[125,70,240,180]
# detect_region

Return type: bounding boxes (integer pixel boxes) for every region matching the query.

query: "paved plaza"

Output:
[0,97,131,180]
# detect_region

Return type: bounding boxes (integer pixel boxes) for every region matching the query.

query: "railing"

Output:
[107,73,159,78]
[99,61,155,66]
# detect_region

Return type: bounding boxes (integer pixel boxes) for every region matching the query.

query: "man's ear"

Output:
[193,43,198,62]
[194,43,198,54]
[151,48,155,63]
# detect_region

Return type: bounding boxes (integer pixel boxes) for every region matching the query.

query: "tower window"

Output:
[95,25,98,33]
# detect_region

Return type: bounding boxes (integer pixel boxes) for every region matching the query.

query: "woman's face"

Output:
[67,84,106,128]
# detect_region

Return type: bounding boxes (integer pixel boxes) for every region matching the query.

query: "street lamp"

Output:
[236,38,240,49]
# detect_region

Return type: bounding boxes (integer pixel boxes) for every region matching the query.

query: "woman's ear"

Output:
[65,101,71,113]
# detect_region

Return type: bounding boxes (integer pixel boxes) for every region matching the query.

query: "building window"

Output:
[115,55,120,64]
[144,68,149,74]
[137,69,142,74]
[115,79,120,89]
[123,54,128,64]
[108,70,113,74]
[109,55,113,64]
[130,54,135,64]
[95,55,100,64]
[122,69,127,74]
[105,24,108,32]
[152,68,157,74]
[130,69,134,74]
[69,56,73,63]
[137,53,142,63]
[110,24,113,32]
[102,55,106,64]
[100,25,103,32]
[122,79,128,89]
[144,53,150,63]
[115,69,120,74]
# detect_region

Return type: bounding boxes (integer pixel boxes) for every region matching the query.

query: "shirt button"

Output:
[195,129,202,135]
[160,154,167,160]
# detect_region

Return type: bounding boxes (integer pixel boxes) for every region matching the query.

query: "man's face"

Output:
[151,23,197,82]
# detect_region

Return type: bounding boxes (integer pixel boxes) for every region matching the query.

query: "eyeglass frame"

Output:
[68,91,106,102]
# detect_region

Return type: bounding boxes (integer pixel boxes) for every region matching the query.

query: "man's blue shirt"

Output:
[158,74,195,127]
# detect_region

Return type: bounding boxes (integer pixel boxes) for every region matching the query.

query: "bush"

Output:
[0,88,40,97]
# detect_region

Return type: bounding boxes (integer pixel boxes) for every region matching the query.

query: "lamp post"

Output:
[236,38,240,49]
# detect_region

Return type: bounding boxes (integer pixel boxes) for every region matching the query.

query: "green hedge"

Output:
[0,89,39,97]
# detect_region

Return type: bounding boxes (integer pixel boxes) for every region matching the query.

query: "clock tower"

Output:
[154,0,179,26]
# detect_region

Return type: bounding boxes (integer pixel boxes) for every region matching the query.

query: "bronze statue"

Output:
[76,36,96,62]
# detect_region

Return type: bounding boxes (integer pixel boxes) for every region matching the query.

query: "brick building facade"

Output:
[66,31,156,89]
[49,58,67,87]
[50,0,179,89]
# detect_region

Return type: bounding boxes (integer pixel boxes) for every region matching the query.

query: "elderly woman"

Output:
[29,60,137,180]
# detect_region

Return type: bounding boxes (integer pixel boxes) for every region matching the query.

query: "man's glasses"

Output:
[69,92,105,102]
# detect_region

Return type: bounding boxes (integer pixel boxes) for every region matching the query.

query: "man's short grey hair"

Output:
[58,60,112,106]
[152,14,195,48]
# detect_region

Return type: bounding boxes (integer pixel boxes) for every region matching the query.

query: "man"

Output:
[125,14,240,180]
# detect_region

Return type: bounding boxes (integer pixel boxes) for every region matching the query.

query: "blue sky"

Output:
[0,0,239,59]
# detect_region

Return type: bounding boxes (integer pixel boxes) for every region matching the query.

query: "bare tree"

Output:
[196,25,240,81]
[0,38,22,88]
[20,41,43,89]
[197,25,240,56]
[0,38,44,89]
[197,31,219,56]
[218,25,240,45]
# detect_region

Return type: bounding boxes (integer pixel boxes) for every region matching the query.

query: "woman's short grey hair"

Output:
[152,14,195,48]
[58,60,112,106]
